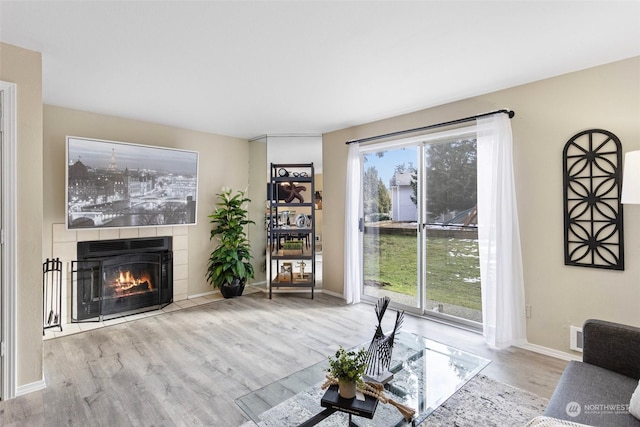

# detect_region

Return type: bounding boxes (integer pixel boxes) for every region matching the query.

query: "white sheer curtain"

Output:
[477,114,527,348]
[344,143,362,304]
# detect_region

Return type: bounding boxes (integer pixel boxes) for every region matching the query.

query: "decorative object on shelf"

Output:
[206,188,255,298]
[295,213,306,228]
[364,297,404,384]
[278,167,289,177]
[296,261,306,278]
[281,183,307,203]
[563,129,624,270]
[282,240,303,255]
[280,262,292,282]
[279,210,290,226]
[327,346,368,399]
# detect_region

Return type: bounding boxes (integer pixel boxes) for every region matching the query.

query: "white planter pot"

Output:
[338,379,357,399]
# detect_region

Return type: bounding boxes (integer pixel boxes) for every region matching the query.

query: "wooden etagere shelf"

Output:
[268,163,315,299]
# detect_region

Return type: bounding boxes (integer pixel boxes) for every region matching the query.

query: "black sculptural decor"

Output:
[364,297,404,384]
[562,129,624,270]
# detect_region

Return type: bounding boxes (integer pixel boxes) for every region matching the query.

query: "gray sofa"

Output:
[544,319,640,426]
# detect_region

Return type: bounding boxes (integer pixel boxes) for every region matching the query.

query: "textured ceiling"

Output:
[1,1,639,139]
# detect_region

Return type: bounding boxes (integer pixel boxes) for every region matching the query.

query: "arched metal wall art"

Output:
[563,129,624,270]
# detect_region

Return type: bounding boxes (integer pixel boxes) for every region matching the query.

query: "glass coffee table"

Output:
[236,332,490,426]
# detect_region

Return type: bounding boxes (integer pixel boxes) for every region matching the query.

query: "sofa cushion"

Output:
[544,361,640,426]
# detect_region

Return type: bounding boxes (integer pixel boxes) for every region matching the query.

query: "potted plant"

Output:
[206,188,255,298]
[327,347,368,399]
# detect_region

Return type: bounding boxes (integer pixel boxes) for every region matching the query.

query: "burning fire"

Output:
[109,270,154,296]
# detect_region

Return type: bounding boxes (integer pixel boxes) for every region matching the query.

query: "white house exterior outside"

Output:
[390,172,417,222]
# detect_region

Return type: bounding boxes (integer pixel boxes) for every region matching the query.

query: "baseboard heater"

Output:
[570,325,583,352]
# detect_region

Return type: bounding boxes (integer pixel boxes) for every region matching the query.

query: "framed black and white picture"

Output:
[66,136,199,230]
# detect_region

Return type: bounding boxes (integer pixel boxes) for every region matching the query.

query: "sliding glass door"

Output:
[360,130,482,327]
[421,137,481,325]
[362,145,421,309]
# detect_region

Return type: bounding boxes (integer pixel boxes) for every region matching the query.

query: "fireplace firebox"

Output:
[72,236,173,322]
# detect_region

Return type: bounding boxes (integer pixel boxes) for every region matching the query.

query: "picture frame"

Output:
[281,262,293,283]
[66,136,199,230]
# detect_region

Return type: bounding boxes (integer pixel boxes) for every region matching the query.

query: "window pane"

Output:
[424,138,481,323]
[362,147,420,308]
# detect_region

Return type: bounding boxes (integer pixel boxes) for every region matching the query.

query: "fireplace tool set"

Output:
[43,258,63,334]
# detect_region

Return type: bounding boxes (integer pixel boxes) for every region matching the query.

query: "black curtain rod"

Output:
[345,109,515,145]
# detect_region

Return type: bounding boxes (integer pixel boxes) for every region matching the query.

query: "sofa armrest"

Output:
[583,319,640,380]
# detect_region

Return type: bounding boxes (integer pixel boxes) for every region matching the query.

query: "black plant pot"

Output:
[220,283,240,298]
[237,280,246,296]
[220,280,240,299]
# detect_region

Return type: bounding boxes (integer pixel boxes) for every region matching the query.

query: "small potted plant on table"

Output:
[328,347,368,399]
[206,188,255,298]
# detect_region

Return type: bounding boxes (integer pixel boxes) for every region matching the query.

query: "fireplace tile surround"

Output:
[45,223,204,340]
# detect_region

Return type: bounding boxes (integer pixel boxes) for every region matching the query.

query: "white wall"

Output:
[266,135,323,173]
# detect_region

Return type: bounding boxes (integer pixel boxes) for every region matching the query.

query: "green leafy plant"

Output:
[206,188,255,288]
[327,347,368,384]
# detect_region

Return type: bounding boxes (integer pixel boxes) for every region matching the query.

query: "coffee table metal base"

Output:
[297,408,360,427]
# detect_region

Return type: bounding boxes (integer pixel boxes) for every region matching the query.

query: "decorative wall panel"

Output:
[563,129,624,270]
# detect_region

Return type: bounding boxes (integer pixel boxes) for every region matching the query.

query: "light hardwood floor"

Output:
[0,292,567,426]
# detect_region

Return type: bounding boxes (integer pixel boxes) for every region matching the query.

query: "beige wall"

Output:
[43,105,250,299]
[323,56,640,354]
[0,42,44,388]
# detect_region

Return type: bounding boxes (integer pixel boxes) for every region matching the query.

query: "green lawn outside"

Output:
[363,231,481,311]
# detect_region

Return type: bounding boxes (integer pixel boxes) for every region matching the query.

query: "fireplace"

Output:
[72,236,173,321]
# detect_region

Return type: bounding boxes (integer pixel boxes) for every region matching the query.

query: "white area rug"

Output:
[421,375,548,426]
[239,374,548,427]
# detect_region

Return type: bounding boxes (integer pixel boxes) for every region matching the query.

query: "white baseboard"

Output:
[16,377,46,397]
[188,290,218,299]
[320,289,344,299]
[516,342,582,362]
[188,283,268,299]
